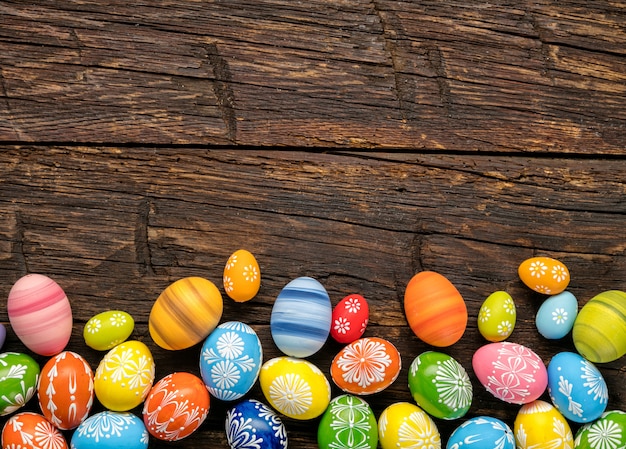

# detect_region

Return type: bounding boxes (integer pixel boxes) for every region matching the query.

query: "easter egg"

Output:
[572,290,626,363]
[404,271,467,347]
[547,351,608,423]
[72,411,149,449]
[84,310,134,351]
[37,351,94,430]
[518,256,570,295]
[223,249,261,302]
[331,337,401,395]
[574,410,626,449]
[259,356,330,420]
[2,412,68,449]
[318,394,378,449]
[143,372,210,441]
[149,276,223,350]
[225,399,288,449]
[536,291,578,340]
[378,402,441,449]
[0,352,40,416]
[477,291,516,342]
[446,416,515,449]
[199,321,263,401]
[472,341,547,404]
[408,351,472,420]
[330,294,369,344]
[94,340,155,411]
[7,273,73,356]
[514,400,573,449]
[0,324,6,350]
[270,276,332,358]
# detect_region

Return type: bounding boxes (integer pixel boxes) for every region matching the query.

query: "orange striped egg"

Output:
[404,271,467,347]
[518,257,570,295]
[149,277,223,350]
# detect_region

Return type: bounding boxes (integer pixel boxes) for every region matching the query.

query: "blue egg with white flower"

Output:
[71,411,149,449]
[548,351,608,423]
[225,399,288,449]
[200,321,263,401]
[447,416,515,449]
[536,291,578,339]
[270,276,332,358]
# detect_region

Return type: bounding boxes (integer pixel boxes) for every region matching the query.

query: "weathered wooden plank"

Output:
[0,148,624,447]
[1,1,624,151]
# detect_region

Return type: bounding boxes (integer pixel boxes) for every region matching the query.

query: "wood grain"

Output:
[1,1,625,151]
[0,148,624,448]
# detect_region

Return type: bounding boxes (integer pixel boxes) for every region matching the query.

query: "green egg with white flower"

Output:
[477,291,516,342]
[574,410,626,449]
[84,310,134,351]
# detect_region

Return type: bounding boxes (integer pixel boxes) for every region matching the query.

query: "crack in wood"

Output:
[204,43,237,143]
[14,211,28,275]
[135,197,155,276]
[426,45,452,114]
[524,9,556,85]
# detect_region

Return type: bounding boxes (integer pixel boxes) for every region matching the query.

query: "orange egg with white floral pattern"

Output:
[518,257,570,295]
[2,412,68,449]
[330,337,401,395]
[143,372,210,441]
[223,249,261,302]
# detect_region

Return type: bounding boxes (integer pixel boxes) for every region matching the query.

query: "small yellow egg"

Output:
[378,402,441,449]
[223,249,261,302]
[477,291,516,342]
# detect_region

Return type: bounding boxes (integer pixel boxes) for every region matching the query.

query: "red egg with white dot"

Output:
[330,294,369,344]
[142,372,210,441]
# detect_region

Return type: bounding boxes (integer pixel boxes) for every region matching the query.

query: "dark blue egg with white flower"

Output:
[270,276,332,358]
[71,411,149,449]
[446,416,515,449]
[225,399,288,449]
[200,321,263,401]
[547,351,608,423]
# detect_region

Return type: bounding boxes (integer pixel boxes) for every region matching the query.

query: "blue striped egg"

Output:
[200,321,263,401]
[270,277,332,358]
[547,351,608,423]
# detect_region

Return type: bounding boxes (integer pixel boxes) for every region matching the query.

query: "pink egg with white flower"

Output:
[330,294,369,344]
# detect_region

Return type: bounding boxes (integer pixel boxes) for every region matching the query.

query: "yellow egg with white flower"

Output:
[477,291,516,342]
[223,249,261,302]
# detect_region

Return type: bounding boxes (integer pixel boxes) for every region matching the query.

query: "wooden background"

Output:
[1,1,625,448]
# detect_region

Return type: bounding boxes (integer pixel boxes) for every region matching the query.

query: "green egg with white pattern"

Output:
[574,410,626,449]
[84,310,134,351]
[477,291,516,342]
[318,394,378,449]
[0,352,40,416]
[408,351,472,420]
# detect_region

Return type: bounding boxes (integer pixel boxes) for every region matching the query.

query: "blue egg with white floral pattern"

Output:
[547,351,608,423]
[225,399,288,449]
[200,321,263,401]
[535,291,578,339]
[71,411,149,449]
[446,416,515,449]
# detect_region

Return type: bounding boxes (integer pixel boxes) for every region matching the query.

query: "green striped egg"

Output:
[572,290,626,363]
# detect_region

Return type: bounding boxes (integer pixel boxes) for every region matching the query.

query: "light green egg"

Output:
[477,291,516,342]
[573,290,626,363]
[84,310,134,351]
[575,411,626,449]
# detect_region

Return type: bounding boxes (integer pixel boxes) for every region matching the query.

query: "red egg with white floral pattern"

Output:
[142,372,210,441]
[37,351,94,430]
[1,412,68,449]
[331,294,369,344]
[331,337,401,395]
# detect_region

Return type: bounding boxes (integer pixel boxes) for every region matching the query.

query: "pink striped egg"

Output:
[7,274,73,356]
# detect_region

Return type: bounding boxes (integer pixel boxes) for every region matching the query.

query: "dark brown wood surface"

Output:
[1,1,625,152]
[1,1,625,448]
